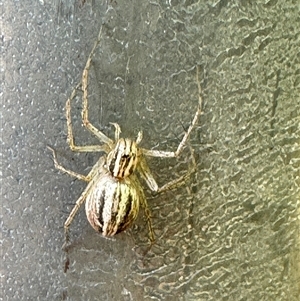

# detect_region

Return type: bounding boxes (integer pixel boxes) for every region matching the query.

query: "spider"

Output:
[48,27,203,248]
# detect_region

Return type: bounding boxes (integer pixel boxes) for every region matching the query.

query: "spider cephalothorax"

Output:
[106,138,140,179]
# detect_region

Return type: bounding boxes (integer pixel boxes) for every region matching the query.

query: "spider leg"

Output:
[138,144,196,194]
[62,157,106,248]
[48,145,106,182]
[140,196,155,244]
[140,102,199,158]
[47,145,90,182]
[137,156,159,192]
[110,122,121,141]
[65,84,111,153]
[63,178,96,249]
[156,145,196,193]
[141,66,203,158]
[81,26,113,146]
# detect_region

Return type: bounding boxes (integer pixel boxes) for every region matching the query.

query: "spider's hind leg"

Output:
[140,197,155,244]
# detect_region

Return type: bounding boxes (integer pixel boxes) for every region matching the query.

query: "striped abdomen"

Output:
[85,173,144,236]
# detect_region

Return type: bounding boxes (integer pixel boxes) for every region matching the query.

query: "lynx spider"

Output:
[48,26,203,248]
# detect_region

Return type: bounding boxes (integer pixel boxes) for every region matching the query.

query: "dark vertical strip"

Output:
[117,191,133,233]
[97,189,106,231]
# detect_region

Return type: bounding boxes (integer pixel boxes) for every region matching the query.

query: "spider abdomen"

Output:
[85,174,144,236]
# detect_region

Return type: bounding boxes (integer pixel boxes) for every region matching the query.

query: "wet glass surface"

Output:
[2,0,299,300]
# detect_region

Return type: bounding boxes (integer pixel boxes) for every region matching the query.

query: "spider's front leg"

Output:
[65,26,113,154]
[138,66,202,193]
[65,83,111,153]
[80,26,113,146]
[141,66,203,160]
[140,103,200,159]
